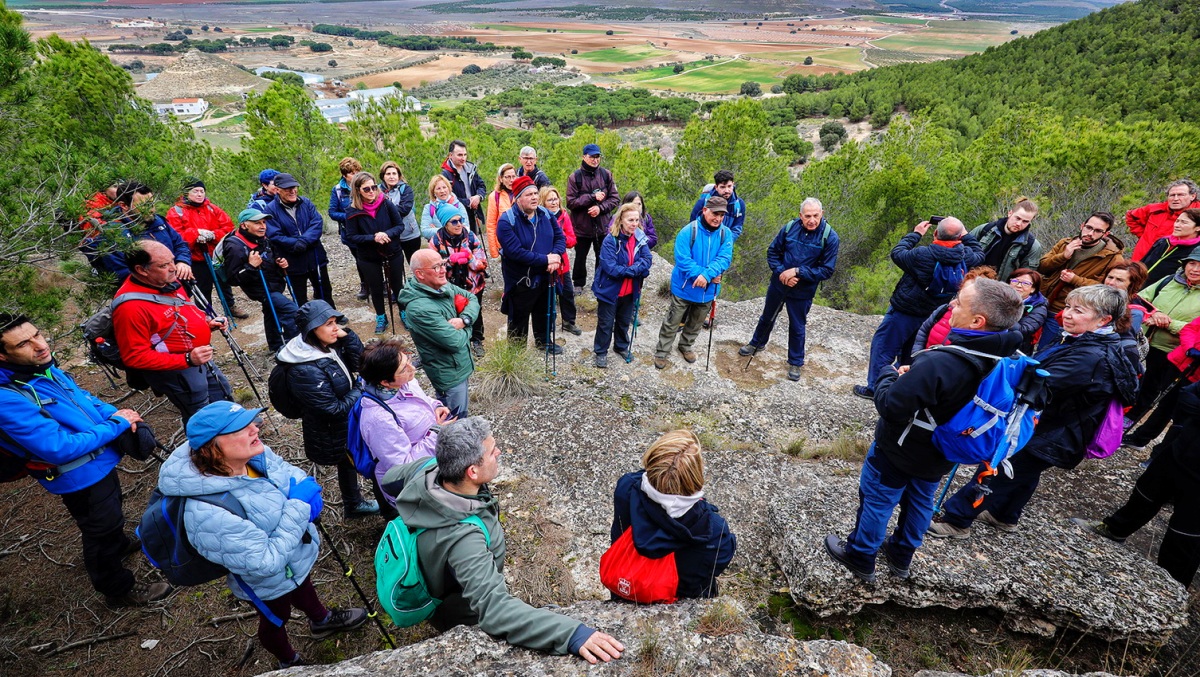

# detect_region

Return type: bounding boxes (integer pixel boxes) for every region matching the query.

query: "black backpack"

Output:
[138,489,245,586]
[268,362,303,419]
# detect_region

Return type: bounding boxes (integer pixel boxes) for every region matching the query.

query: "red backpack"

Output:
[599,527,678,604]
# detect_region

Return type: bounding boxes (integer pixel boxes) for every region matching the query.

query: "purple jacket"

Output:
[360,381,441,504]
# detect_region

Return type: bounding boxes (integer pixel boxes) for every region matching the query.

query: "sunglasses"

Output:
[446,217,464,226]
[360,185,378,193]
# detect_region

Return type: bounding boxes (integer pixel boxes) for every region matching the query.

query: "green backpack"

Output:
[375,469,491,627]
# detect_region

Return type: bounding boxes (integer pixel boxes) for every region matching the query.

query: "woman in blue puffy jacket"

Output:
[592,203,653,368]
[156,402,367,668]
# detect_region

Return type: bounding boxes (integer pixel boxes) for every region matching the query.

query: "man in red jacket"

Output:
[1126,179,1200,262]
[112,241,232,422]
[165,179,249,319]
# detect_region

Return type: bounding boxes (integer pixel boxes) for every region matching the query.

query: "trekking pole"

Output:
[934,464,959,513]
[744,299,785,372]
[202,252,236,329]
[626,294,641,364]
[314,265,327,303]
[257,269,285,340]
[284,274,298,303]
[705,299,717,372]
[313,519,396,650]
[382,258,398,335]
[545,278,557,379]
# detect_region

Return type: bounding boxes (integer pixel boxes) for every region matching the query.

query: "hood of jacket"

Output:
[441,158,477,178]
[393,458,498,530]
[617,471,717,558]
[295,299,343,335]
[276,334,332,365]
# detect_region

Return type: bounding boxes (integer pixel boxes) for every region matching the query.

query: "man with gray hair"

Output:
[1126,179,1200,262]
[825,278,1024,583]
[854,216,983,399]
[739,198,839,381]
[382,417,625,664]
[516,146,550,189]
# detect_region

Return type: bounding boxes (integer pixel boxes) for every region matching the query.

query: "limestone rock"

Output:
[771,464,1188,645]
[137,49,272,101]
[916,671,1124,677]
[267,600,891,676]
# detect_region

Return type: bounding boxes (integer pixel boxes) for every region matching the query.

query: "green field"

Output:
[871,20,1017,53]
[473,23,626,34]
[857,15,930,25]
[757,47,867,69]
[617,58,730,81]
[241,26,284,33]
[615,57,794,94]
[574,44,673,63]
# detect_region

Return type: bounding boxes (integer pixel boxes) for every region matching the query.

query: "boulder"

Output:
[917,672,1122,677]
[771,463,1189,645]
[267,600,891,676]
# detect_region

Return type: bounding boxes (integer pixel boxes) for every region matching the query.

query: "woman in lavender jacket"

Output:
[357,338,455,514]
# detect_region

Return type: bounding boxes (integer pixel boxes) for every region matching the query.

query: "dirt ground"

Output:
[353,54,504,89]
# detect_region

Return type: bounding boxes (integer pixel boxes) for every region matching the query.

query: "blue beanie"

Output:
[436,203,465,227]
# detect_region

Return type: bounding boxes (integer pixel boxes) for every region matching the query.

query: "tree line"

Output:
[311,24,509,52]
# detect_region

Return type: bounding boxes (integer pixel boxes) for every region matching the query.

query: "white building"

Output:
[111,20,164,28]
[254,67,324,85]
[153,98,209,117]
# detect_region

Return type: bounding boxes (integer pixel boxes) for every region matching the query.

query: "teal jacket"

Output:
[397,279,479,392]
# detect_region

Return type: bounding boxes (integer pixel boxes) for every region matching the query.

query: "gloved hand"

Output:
[288,477,324,522]
[449,250,471,265]
[197,229,215,243]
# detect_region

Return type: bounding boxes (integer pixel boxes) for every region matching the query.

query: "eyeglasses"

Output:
[1009,279,1033,287]
[360,185,378,193]
[421,262,448,271]
[587,154,602,159]
[1080,224,1109,234]
[446,218,464,226]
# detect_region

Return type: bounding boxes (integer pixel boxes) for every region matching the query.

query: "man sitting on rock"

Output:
[824,279,1024,583]
[381,417,624,663]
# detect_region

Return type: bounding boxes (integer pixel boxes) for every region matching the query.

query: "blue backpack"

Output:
[925,257,968,300]
[347,391,395,479]
[901,347,1042,467]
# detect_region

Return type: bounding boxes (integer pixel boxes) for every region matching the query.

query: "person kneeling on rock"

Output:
[381,417,624,663]
[824,279,1024,583]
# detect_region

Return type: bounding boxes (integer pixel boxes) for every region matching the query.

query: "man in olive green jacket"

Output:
[382,418,624,664]
[398,249,479,417]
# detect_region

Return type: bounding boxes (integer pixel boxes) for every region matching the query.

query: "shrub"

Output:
[820,132,840,152]
[309,42,333,53]
[804,56,813,65]
[328,59,337,67]
[605,30,614,35]
[819,120,847,139]
[739,81,761,97]
[462,64,482,74]
[512,49,533,60]
[673,64,684,74]
[695,599,747,636]
[570,49,578,54]
[473,340,545,406]
[770,84,782,94]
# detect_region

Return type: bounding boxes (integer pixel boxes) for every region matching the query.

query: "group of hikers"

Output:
[4,139,1198,668]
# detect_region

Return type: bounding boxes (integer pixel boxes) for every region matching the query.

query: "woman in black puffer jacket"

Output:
[276,300,379,519]
[344,171,405,334]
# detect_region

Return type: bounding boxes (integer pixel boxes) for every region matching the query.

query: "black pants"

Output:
[471,291,485,344]
[60,468,135,597]
[1127,348,1182,446]
[288,266,335,309]
[504,282,551,347]
[1149,381,1200,464]
[254,291,299,352]
[1105,449,1200,587]
[140,363,232,423]
[572,237,603,289]
[357,255,406,316]
[334,457,365,511]
[400,237,423,263]
[557,277,577,327]
[193,258,239,314]
[942,452,1056,527]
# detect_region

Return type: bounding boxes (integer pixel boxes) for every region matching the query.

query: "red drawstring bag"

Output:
[454,293,469,314]
[599,527,679,604]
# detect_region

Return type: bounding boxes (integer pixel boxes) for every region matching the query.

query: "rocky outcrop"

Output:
[770,463,1189,645]
[916,672,1123,677]
[137,49,271,101]
[267,600,892,676]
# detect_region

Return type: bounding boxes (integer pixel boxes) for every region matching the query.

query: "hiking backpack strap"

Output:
[689,222,727,249]
[0,381,108,480]
[190,491,286,627]
[112,292,188,348]
[896,345,1001,446]
[459,514,491,548]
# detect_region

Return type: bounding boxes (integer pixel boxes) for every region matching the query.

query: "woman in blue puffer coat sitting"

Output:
[156,401,368,668]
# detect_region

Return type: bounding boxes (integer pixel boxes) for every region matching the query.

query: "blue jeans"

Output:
[1035,314,1063,354]
[866,307,926,388]
[845,446,940,570]
[941,452,1055,527]
[749,285,814,366]
[594,294,637,356]
[437,378,469,419]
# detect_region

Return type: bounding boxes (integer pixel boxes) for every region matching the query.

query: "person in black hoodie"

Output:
[825,279,1025,583]
[930,284,1140,539]
[609,430,736,599]
[344,171,405,334]
[222,208,299,352]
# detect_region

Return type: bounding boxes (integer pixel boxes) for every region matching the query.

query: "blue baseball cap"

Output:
[186,402,264,448]
[582,143,602,157]
[259,169,280,185]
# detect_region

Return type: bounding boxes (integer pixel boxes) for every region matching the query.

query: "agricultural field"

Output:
[573,44,673,63]
[353,54,504,89]
[870,20,1021,54]
[617,58,735,82]
[758,47,870,70]
[614,57,799,94]
[473,23,625,34]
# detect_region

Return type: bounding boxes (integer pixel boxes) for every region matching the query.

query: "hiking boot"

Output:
[788,365,803,381]
[852,385,875,400]
[539,343,564,356]
[356,284,369,300]
[677,346,697,363]
[106,581,173,607]
[978,510,1018,533]
[881,540,911,580]
[562,323,582,336]
[823,535,876,584]
[926,517,971,540]
[654,356,669,370]
[279,653,310,669]
[309,607,368,639]
[470,340,485,358]
[1121,437,1147,453]
[345,499,379,519]
[738,344,761,357]
[374,315,388,334]
[230,304,251,320]
[1070,517,1126,543]
[1122,416,1136,432]
[594,353,608,369]
[615,349,632,362]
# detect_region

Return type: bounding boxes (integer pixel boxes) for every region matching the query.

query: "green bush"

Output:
[472,340,545,406]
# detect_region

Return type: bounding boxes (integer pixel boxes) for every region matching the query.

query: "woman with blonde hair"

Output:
[485,163,517,258]
[420,175,469,240]
[542,185,581,335]
[607,430,736,599]
[591,202,652,368]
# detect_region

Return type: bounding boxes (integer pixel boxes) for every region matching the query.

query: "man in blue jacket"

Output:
[653,196,734,370]
[81,181,194,284]
[496,176,566,353]
[853,216,983,399]
[689,170,746,241]
[738,198,839,381]
[264,173,334,307]
[0,314,171,607]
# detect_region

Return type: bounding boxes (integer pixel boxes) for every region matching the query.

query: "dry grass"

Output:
[781,437,807,457]
[794,426,870,462]
[495,476,577,607]
[633,618,679,677]
[695,598,747,636]
[471,339,546,407]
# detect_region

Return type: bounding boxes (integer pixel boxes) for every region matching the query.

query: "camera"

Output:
[930,215,946,225]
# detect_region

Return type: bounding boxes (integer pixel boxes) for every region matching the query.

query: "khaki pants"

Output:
[655,293,709,358]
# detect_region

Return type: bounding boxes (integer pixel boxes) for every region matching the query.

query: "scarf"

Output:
[639,474,704,519]
[948,328,999,338]
[619,234,637,297]
[1167,234,1200,247]
[361,193,383,219]
[365,382,397,401]
[932,239,961,248]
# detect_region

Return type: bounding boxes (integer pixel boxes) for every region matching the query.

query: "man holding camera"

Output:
[854,216,983,399]
[567,143,620,289]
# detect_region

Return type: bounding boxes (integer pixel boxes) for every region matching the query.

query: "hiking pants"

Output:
[749,285,814,367]
[1147,381,1200,465]
[257,291,299,353]
[503,282,551,347]
[845,446,939,571]
[655,294,708,358]
[60,468,135,598]
[1126,348,1183,447]
[595,294,637,357]
[558,277,578,328]
[941,452,1056,528]
[865,307,925,389]
[572,236,603,289]
[287,265,335,309]
[400,237,423,263]
[356,254,405,317]
[1104,449,1200,587]
[193,258,238,315]
[437,378,470,419]
[140,363,232,424]
[257,576,329,663]
[334,457,366,513]
[471,291,485,345]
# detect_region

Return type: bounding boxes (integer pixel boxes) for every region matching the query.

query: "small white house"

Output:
[154,98,209,117]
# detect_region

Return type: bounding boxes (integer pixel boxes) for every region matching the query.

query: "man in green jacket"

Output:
[398,249,479,417]
[383,418,624,663]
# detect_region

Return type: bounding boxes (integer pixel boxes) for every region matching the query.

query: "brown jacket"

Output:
[1038,235,1126,312]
